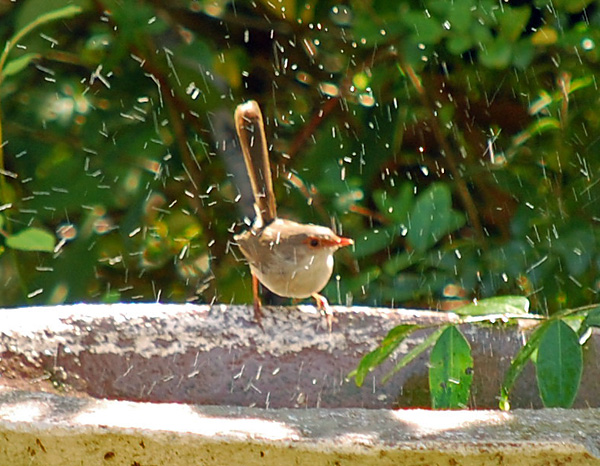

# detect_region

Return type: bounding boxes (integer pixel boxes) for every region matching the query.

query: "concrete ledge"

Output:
[1,303,600,408]
[1,389,599,465]
[2,304,600,464]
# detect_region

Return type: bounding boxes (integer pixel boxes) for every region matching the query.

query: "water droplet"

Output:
[582,38,595,51]
[330,5,353,27]
[57,224,77,240]
[296,71,313,85]
[319,82,340,97]
[358,92,375,107]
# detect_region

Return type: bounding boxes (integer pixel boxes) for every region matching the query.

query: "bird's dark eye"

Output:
[309,238,320,247]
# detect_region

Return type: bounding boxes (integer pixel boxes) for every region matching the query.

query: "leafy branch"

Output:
[0,6,82,299]
[350,296,589,410]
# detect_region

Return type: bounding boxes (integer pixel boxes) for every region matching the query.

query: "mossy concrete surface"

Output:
[1,388,599,465]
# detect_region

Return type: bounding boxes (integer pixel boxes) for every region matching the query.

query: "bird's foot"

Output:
[252,274,264,330]
[312,293,333,332]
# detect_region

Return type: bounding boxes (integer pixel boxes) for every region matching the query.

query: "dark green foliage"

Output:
[1,0,599,311]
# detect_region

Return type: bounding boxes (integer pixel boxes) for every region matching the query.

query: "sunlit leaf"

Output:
[10,4,83,45]
[350,324,420,387]
[536,320,582,408]
[454,295,530,317]
[15,1,85,31]
[429,325,473,409]
[2,53,40,77]
[382,326,447,384]
[528,91,553,115]
[531,26,558,46]
[499,320,551,410]
[6,227,56,252]
[512,117,561,146]
[1,4,83,83]
[569,76,594,94]
[550,0,595,13]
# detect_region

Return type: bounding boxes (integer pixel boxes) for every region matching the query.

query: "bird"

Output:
[233,100,353,328]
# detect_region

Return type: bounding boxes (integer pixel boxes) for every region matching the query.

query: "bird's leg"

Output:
[252,273,264,326]
[312,293,333,332]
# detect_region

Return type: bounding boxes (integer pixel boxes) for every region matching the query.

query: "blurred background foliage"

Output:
[0,0,599,314]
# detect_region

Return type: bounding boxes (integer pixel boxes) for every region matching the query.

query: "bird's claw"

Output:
[312,293,333,332]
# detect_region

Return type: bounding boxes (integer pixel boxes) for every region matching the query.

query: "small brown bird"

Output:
[233,100,353,327]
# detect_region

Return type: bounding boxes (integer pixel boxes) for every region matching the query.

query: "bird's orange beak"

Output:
[336,236,354,247]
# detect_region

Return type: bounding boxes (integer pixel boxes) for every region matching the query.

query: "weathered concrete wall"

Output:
[1,304,600,465]
[0,303,599,409]
[1,389,599,466]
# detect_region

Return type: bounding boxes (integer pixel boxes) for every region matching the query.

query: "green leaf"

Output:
[373,184,413,224]
[536,320,582,408]
[350,324,420,387]
[552,224,594,277]
[403,12,445,45]
[2,53,40,77]
[512,38,535,69]
[382,326,447,384]
[498,6,531,42]
[479,37,513,69]
[407,183,465,253]
[551,0,595,13]
[380,273,427,302]
[527,117,562,135]
[499,320,552,410]
[353,226,400,259]
[6,227,56,252]
[447,0,475,34]
[0,4,83,82]
[15,0,86,31]
[12,4,83,43]
[512,117,561,147]
[447,35,473,55]
[429,325,473,409]
[569,76,594,94]
[582,306,600,329]
[383,250,416,275]
[454,295,530,317]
